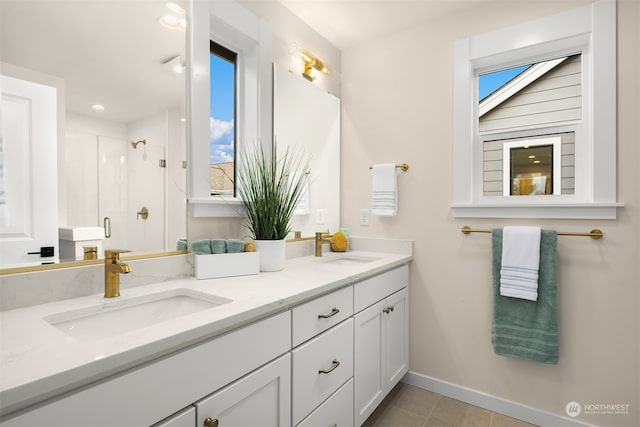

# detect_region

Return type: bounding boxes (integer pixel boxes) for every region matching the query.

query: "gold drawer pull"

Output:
[318,359,340,374]
[204,418,219,427]
[318,307,340,319]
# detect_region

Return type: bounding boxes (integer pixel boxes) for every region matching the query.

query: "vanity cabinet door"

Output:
[195,354,291,427]
[354,287,409,426]
[354,299,386,426]
[385,288,408,388]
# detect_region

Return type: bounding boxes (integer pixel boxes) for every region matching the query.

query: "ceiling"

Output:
[0,0,186,124]
[0,0,491,125]
[277,0,494,51]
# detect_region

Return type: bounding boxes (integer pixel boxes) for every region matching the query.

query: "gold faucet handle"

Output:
[104,249,131,260]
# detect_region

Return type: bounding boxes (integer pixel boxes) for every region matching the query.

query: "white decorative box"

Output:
[195,252,260,279]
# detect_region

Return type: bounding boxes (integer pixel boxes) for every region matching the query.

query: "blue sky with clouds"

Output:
[210,53,234,164]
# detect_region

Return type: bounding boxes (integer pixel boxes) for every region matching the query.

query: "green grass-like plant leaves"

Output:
[237,143,311,240]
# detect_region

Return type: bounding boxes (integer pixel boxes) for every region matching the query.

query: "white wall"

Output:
[340,1,639,426]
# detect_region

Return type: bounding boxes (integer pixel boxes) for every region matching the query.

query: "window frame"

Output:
[452,0,621,219]
[209,40,238,197]
[188,0,272,217]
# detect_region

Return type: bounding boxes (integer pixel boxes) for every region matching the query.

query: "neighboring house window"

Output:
[452,0,619,219]
[479,55,580,197]
[210,41,237,196]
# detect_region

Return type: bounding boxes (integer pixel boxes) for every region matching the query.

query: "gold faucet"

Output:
[104,249,131,298]
[315,232,333,257]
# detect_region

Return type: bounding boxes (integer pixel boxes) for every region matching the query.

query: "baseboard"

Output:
[402,371,596,427]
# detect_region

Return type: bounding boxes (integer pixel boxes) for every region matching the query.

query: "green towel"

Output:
[492,229,559,364]
[176,237,187,251]
[225,239,245,253]
[191,239,212,255]
[210,239,226,254]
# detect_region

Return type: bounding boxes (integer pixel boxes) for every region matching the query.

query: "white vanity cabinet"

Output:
[353,266,409,426]
[291,286,354,426]
[195,354,291,427]
[1,312,291,427]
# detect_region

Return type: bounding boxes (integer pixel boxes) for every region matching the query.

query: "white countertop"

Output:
[0,248,411,416]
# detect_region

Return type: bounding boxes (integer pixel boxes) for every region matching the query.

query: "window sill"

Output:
[451,202,624,219]
[189,197,243,218]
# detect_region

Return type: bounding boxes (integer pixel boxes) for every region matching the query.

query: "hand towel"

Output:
[176,237,187,251]
[492,229,558,364]
[191,239,212,255]
[500,226,541,301]
[210,239,226,254]
[225,239,245,253]
[292,171,309,215]
[371,164,397,216]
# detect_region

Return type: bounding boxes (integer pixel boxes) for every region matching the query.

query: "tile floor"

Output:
[362,383,539,427]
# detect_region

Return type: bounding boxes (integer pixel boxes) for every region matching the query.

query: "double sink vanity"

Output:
[0,239,411,427]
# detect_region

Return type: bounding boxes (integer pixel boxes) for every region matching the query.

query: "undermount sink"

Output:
[319,254,381,265]
[44,289,232,341]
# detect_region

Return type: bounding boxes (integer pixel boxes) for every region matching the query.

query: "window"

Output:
[210,41,237,196]
[189,0,272,217]
[452,0,620,219]
[479,56,580,198]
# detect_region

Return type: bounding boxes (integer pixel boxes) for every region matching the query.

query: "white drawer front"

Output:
[354,265,409,313]
[292,318,354,425]
[292,286,353,346]
[297,378,354,427]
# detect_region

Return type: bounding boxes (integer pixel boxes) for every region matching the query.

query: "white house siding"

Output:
[483,132,575,196]
[479,54,582,133]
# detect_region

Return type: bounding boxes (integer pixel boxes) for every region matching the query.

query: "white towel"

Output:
[371,164,397,216]
[292,171,309,215]
[500,226,541,301]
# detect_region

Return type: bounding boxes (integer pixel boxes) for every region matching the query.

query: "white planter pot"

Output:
[254,239,286,272]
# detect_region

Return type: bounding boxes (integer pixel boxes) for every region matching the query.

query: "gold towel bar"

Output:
[369,163,409,172]
[461,226,603,240]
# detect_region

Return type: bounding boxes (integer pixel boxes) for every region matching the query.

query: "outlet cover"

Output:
[359,209,370,226]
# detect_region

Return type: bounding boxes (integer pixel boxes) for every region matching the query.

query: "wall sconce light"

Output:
[289,43,330,82]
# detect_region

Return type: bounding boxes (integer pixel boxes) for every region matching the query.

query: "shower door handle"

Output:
[103,217,111,238]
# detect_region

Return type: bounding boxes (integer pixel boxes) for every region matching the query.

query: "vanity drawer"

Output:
[354,265,408,313]
[292,285,353,346]
[297,378,353,427]
[292,318,354,425]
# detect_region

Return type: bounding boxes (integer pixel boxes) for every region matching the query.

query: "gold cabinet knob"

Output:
[204,417,219,427]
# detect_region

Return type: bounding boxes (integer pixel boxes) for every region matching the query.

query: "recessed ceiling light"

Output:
[91,104,105,111]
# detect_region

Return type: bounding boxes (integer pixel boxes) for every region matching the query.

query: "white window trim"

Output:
[452,0,622,219]
[188,0,272,217]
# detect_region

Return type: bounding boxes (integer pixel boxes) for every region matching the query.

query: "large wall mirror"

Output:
[0,0,187,269]
[273,64,340,236]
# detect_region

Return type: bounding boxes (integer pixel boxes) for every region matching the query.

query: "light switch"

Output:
[359,209,370,226]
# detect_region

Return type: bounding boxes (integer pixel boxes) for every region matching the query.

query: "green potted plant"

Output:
[237,143,311,271]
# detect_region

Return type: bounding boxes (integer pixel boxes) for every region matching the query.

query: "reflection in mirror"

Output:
[210,41,237,196]
[273,64,340,236]
[0,0,187,269]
